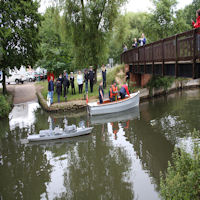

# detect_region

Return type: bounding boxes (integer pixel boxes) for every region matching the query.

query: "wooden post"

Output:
[162,39,164,76]
[175,34,178,77]
[144,46,146,74]
[152,43,154,75]
[193,29,197,79]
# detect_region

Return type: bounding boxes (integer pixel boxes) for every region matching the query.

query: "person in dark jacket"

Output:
[48,76,54,105]
[88,66,95,93]
[101,64,106,89]
[132,38,138,48]
[63,72,70,101]
[84,69,89,93]
[192,9,200,28]
[56,75,62,103]
[70,72,75,95]
[99,81,104,104]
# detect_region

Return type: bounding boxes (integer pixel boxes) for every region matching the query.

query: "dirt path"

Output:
[7,83,37,104]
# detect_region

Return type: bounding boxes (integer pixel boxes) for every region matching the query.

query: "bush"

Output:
[0,95,11,118]
[160,130,200,200]
[147,76,175,94]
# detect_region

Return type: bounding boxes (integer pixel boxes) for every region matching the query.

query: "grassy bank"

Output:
[37,65,125,102]
[0,89,13,118]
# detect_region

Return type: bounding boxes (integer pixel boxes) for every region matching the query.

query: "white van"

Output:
[6,73,25,84]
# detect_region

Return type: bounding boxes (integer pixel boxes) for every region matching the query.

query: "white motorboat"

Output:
[88,91,140,116]
[27,118,93,142]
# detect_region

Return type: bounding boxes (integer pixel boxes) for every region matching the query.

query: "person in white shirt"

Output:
[77,71,83,94]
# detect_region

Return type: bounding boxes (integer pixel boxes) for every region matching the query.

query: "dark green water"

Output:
[0,89,200,200]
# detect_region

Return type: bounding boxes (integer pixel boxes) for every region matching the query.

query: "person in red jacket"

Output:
[192,9,200,28]
[120,84,130,99]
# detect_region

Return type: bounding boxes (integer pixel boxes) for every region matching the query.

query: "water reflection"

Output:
[9,101,40,132]
[0,89,200,200]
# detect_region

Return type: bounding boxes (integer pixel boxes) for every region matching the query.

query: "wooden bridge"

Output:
[121,28,200,79]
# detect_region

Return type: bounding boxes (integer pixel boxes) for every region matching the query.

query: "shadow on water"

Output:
[0,88,200,199]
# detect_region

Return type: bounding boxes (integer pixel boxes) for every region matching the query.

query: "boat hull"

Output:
[27,127,93,142]
[88,91,140,116]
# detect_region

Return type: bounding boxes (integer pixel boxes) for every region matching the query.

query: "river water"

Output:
[0,89,200,200]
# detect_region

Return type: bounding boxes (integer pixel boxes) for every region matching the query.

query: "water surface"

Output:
[0,89,200,200]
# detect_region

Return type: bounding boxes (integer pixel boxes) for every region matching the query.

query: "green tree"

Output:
[64,0,127,77]
[144,0,178,42]
[0,0,42,94]
[36,7,73,75]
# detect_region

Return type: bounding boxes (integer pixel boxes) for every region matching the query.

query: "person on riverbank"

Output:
[88,66,95,93]
[132,38,138,48]
[139,33,146,46]
[99,81,104,104]
[63,71,70,101]
[48,76,54,105]
[70,72,75,95]
[56,75,62,103]
[77,71,83,94]
[101,64,106,89]
[120,83,130,99]
[192,9,200,28]
[84,69,89,93]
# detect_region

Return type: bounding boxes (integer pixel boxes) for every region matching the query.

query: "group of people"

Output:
[48,65,107,104]
[98,80,130,104]
[123,33,146,52]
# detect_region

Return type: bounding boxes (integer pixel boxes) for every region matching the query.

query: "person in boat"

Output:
[99,81,104,104]
[109,81,118,102]
[120,83,130,99]
[70,72,75,95]
[192,9,200,28]
[48,76,54,105]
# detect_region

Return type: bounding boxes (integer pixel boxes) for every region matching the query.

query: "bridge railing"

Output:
[121,28,200,78]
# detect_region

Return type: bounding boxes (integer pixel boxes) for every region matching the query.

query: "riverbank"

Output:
[36,77,200,112]
[0,89,13,118]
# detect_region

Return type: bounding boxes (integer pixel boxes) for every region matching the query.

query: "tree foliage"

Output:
[160,130,200,200]
[36,7,73,75]
[0,0,42,93]
[64,0,127,69]
[144,0,190,42]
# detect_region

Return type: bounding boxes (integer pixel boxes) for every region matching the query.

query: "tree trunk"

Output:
[2,69,6,94]
[94,66,97,84]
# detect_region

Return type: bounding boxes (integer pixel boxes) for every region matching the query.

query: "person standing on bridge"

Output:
[192,9,200,28]
[139,33,146,46]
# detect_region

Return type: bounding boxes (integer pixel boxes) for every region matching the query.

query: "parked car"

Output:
[26,72,36,82]
[6,73,25,84]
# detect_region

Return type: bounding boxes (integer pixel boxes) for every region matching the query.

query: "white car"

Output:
[6,73,25,84]
[26,72,36,82]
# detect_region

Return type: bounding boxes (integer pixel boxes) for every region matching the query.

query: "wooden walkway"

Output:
[121,28,200,79]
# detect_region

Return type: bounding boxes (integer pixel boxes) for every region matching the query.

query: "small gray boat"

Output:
[27,118,93,142]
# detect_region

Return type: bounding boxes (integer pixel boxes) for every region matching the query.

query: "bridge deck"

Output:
[121,28,200,78]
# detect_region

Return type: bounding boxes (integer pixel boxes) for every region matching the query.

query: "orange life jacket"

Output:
[112,85,118,96]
